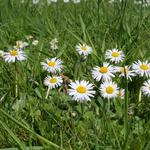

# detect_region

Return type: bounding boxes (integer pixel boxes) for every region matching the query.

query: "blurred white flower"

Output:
[73,0,80,3]
[32,40,39,46]
[64,0,70,2]
[14,41,29,50]
[142,79,150,97]
[115,66,135,81]
[117,89,125,99]
[32,0,40,4]
[50,38,58,50]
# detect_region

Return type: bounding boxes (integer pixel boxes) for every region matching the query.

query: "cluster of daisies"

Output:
[109,0,150,7]
[21,0,83,5]
[39,43,150,101]
[1,40,150,102]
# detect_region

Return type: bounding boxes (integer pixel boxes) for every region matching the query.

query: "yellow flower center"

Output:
[76,85,87,93]
[112,52,119,57]
[99,67,108,73]
[120,67,128,74]
[106,86,114,94]
[49,78,57,83]
[10,50,18,56]
[140,64,149,71]
[48,61,56,67]
[81,45,87,51]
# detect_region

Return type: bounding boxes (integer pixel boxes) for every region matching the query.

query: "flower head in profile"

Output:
[92,62,115,82]
[105,48,125,64]
[100,81,119,99]
[32,40,39,46]
[50,38,58,50]
[41,57,63,73]
[68,80,96,102]
[4,49,26,63]
[115,66,135,81]
[44,76,63,89]
[14,41,29,50]
[117,89,125,99]
[142,79,150,97]
[132,60,150,77]
[76,43,92,56]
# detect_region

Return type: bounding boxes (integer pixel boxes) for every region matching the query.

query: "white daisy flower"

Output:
[115,66,135,81]
[51,0,57,2]
[92,62,115,82]
[50,38,58,50]
[32,0,40,4]
[64,0,70,2]
[14,41,29,50]
[44,76,63,89]
[117,89,125,99]
[41,57,62,73]
[68,80,96,102]
[47,0,51,5]
[4,49,26,63]
[32,40,39,46]
[0,50,4,58]
[142,79,150,97]
[73,0,80,3]
[100,81,119,99]
[76,43,92,56]
[105,48,125,64]
[132,60,150,77]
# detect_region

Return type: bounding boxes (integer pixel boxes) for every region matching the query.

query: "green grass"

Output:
[0,0,150,149]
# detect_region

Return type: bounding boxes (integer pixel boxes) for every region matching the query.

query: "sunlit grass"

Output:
[0,0,150,149]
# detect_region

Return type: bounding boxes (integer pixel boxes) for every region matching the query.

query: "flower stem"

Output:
[45,86,50,99]
[15,62,18,98]
[124,67,128,140]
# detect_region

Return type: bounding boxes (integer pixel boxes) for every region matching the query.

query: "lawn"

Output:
[0,0,150,149]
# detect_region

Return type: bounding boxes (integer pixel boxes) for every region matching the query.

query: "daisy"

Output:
[132,60,150,77]
[92,62,115,81]
[14,41,29,50]
[105,48,125,64]
[41,57,63,73]
[68,80,96,102]
[142,79,150,97]
[76,43,92,56]
[117,89,125,99]
[32,0,40,4]
[100,81,119,99]
[50,38,58,50]
[44,76,63,89]
[4,49,26,63]
[32,40,39,46]
[115,66,135,81]
[73,0,80,3]
[64,0,70,2]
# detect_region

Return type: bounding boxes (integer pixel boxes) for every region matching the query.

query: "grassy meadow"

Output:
[0,0,150,149]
